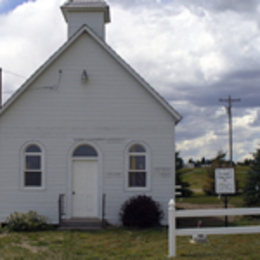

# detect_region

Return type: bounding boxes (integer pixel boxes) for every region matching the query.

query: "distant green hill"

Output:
[180,166,249,192]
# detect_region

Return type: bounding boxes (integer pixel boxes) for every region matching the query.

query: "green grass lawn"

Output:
[180,168,208,190]
[0,228,168,260]
[178,193,245,207]
[1,228,260,259]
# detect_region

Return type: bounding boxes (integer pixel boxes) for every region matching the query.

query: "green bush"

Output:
[244,149,260,207]
[5,211,50,232]
[120,195,163,229]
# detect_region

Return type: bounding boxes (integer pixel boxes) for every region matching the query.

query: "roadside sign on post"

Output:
[215,168,235,194]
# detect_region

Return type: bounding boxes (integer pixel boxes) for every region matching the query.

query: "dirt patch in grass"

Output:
[9,240,47,254]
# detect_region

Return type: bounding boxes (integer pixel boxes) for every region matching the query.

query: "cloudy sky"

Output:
[0,0,260,162]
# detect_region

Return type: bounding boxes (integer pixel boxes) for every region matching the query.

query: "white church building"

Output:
[0,0,181,226]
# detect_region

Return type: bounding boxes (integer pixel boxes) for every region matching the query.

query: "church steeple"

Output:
[61,0,110,40]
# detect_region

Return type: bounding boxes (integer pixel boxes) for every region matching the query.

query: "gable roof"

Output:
[0,25,182,123]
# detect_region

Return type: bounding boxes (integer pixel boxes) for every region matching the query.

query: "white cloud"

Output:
[108,6,220,85]
[107,2,260,161]
[0,0,66,100]
[234,109,257,127]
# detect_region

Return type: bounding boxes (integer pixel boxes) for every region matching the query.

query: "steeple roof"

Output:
[62,0,110,24]
[66,0,108,8]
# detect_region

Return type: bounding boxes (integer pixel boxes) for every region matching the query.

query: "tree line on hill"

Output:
[187,157,212,167]
[187,154,254,168]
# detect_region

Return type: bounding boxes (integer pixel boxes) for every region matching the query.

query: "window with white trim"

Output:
[24,144,43,187]
[128,144,147,188]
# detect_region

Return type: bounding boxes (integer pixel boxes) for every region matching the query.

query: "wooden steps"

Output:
[59,218,103,231]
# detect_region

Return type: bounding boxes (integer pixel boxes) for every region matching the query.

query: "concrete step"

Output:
[59,218,103,230]
[58,226,102,231]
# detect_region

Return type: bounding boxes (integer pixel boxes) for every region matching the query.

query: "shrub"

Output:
[203,167,216,196]
[120,195,163,229]
[244,149,260,207]
[5,211,50,232]
[176,152,193,198]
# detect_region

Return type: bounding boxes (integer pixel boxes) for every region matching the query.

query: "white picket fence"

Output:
[168,199,260,257]
[175,185,181,196]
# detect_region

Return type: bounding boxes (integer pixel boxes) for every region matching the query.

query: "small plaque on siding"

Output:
[154,167,172,177]
[106,138,125,144]
[107,172,122,177]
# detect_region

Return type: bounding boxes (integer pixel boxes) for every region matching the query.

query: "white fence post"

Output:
[168,199,176,258]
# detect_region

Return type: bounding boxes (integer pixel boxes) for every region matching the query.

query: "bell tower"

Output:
[61,0,110,40]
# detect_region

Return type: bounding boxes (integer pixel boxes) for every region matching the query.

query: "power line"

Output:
[1,69,26,95]
[3,90,15,94]
[3,70,27,79]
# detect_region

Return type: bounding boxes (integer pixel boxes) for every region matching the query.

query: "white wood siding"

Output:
[0,33,176,225]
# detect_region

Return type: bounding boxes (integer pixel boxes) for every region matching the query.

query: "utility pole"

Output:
[0,68,2,108]
[219,96,241,166]
[219,95,241,227]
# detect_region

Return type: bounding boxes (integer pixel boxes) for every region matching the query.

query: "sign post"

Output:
[215,168,236,226]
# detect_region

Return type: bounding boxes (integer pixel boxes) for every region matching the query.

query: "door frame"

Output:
[67,142,102,219]
[72,158,98,218]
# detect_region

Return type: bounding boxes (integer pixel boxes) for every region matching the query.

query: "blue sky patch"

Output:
[0,0,35,14]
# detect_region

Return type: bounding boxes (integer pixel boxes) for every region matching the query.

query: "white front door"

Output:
[72,160,98,218]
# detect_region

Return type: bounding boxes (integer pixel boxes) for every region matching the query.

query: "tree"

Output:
[176,152,184,170]
[244,149,260,207]
[201,157,206,165]
[188,158,194,164]
[243,158,254,166]
[203,150,228,195]
[176,152,193,197]
[214,150,227,164]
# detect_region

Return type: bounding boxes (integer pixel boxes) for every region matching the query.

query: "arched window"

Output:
[73,145,98,157]
[24,144,43,187]
[128,144,147,188]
